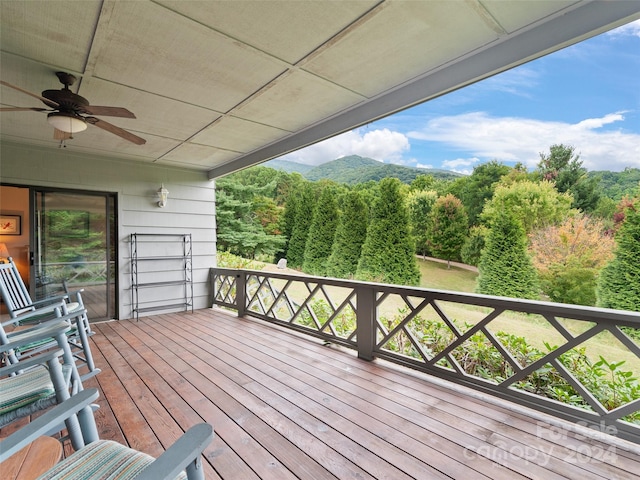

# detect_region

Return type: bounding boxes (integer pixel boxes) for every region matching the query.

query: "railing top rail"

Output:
[211,267,640,326]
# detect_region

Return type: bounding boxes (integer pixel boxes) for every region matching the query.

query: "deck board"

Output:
[4,308,640,479]
[90,309,640,479]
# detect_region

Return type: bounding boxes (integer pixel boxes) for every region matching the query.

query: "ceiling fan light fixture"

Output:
[47,112,87,133]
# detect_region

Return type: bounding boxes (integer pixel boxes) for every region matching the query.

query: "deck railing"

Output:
[211,267,640,444]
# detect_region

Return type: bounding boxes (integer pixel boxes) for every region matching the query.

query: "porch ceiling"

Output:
[1,1,639,179]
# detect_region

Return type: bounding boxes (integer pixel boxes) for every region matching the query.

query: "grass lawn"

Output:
[417,258,478,292]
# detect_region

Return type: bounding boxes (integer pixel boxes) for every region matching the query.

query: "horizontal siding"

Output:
[1,141,217,319]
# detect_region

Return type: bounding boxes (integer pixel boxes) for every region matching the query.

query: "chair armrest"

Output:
[6,306,87,338]
[2,300,67,325]
[3,300,65,325]
[135,423,214,480]
[65,288,85,300]
[28,294,71,308]
[0,347,65,376]
[0,388,99,462]
[4,320,72,351]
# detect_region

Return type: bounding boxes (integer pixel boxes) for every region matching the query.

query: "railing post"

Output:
[236,272,246,318]
[356,285,376,361]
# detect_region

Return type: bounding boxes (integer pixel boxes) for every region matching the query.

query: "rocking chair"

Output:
[0,257,99,380]
[0,388,214,480]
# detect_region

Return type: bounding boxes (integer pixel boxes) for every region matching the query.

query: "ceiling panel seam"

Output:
[80,0,116,82]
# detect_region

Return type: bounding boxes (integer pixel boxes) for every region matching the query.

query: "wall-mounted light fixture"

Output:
[157,183,169,208]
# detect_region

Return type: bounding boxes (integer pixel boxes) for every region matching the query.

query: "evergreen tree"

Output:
[356,178,420,286]
[461,225,488,267]
[597,193,640,310]
[407,190,438,258]
[427,194,468,268]
[477,209,539,299]
[215,179,285,258]
[286,182,316,268]
[276,187,299,262]
[302,186,339,276]
[326,190,368,278]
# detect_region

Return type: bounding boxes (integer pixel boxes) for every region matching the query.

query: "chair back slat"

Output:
[0,258,35,318]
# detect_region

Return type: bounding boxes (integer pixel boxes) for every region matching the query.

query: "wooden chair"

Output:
[0,336,92,450]
[0,389,214,480]
[0,257,99,380]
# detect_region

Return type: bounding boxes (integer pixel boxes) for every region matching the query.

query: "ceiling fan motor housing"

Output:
[41,88,90,113]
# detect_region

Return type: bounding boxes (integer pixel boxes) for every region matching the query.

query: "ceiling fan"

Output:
[0,72,146,145]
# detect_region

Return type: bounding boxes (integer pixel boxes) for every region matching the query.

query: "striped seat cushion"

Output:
[37,440,187,480]
[0,365,55,415]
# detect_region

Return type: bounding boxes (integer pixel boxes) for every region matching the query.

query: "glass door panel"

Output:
[32,190,116,320]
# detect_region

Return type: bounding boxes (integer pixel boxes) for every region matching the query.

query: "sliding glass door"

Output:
[32,189,117,321]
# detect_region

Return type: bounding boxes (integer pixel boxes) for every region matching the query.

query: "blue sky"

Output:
[277,19,640,174]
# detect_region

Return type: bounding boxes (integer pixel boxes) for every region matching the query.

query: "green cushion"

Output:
[0,365,54,415]
[37,440,187,480]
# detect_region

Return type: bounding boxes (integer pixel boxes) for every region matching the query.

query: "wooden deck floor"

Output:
[7,308,640,479]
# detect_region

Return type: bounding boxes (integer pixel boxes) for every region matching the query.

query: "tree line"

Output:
[215,144,640,311]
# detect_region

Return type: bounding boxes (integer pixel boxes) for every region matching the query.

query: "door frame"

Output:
[29,186,119,321]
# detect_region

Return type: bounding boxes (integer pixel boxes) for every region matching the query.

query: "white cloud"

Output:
[441,157,480,175]
[277,128,409,166]
[408,112,640,171]
[606,19,640,38]
[574,113,625,130]
[416,162,434,169]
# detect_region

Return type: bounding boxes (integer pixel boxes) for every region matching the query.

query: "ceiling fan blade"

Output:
[53,128,72,140]
[86,117,146,145]
[0,107,49,112]
[81,105,136,118]
[0,80,60,109]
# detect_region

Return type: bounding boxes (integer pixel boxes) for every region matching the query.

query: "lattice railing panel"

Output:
[375,296,640,427]
[242,273,358,345]
[212,273,236,307]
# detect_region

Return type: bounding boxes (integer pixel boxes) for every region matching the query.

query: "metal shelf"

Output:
[130,233,193,320]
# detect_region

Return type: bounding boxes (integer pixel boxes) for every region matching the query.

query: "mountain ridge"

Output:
[265,155,463,184]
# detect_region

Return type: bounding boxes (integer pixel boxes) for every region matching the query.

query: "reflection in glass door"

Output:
[32,190,117,321]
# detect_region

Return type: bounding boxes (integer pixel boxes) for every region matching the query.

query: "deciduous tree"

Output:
[427,194,468,268]
[481,180,573,234]
[537,144,601,212]
[453,160,511,226]
[530,215,614,305]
